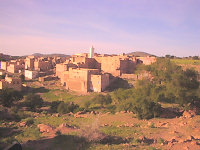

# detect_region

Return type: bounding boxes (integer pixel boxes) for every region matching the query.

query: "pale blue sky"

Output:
[0,0,200,56]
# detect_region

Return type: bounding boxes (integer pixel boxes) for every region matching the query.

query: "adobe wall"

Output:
[61,68,100,93]
[66,79,87,93]
[7,64,15,73]
[90,75,101,92]
[25,58,34,70]
[25,70,38,79]
[7,64,25,73]
[137,57,156,65]
[63,68,89,92]
[101,73,110,91]
[34,61,52,72]
[61,71,69,85]
[56,64,67,78]
[90,73,109,92]
[95,56,121,76]
[1,61,7,70]
[1,77,22,91]
[71,56,86,64]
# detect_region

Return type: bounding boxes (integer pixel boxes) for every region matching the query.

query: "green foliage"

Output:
[92,94,112,107]
[113,88,133,103]
[57,102,80,114]
[9,106,27,121]
[0,88,23,107]
[16,126,41,142]
[171,58,200,65]
[84,100,91,109]
[147,58,199,105]
[24,117,34,126]
[25,93,43,110]
[116,99,133,112]
[192,56,199,60]
[132,99,161,120]
[50,101,62,113]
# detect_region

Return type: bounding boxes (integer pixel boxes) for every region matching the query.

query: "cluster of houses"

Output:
[0,47,156,93]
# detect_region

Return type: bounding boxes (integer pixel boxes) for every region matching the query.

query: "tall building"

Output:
[89,46,94,58]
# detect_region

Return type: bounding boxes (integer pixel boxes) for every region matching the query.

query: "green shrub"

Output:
[84,101,91,109]
[25,93,43,111]
[133,99,161,120]
[25,117,34,125]
[92,94,112,107]
[50,101,62,113]
[10,106,27,121]
[0,89,23,107]
[106,105,116,113]
[57,102,80,114]
[117,99,133,112]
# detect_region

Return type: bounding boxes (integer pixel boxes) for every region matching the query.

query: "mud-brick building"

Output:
[60,68,109,93]
[7,60,25,73]
[94,55,137,76]
[0,75,22,91]
[136,56,156,65]
[0,61,8,71]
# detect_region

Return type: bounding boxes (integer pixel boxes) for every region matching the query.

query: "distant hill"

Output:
[0,53,20,61]
[32,53,70,57]
[127,51,156,57]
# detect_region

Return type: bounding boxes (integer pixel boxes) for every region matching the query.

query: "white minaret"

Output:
[89,46,94,58]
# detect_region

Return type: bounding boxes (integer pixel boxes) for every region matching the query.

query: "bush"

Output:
[25,93,43,111]
[0,89,23,107]
[25,117,34,126]
[57,102,80,114]
[92,94,112,107]
[116,99,133,112]
[84,101,91,109]
[50,101,62,113]
[10,106,27,121]
[133,99,161,120]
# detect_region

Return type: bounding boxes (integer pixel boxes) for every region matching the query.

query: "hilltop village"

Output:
[0,47,156,93]
[1,49,200,150]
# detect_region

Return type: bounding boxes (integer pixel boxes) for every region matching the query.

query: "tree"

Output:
[148,59,199,105]
[132,99,161,120]
[57,102,80,114]
[192,56,199,60]
[25,93,43,110]
[0,89,23,107]
[92,94,112,107]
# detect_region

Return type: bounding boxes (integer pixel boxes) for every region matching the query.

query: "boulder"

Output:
[19,121,26,127]
[37,124,54,133]
[52,113,60,117]
[182,111,195,118]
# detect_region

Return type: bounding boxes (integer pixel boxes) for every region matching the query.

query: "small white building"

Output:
[25,70,38,79]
